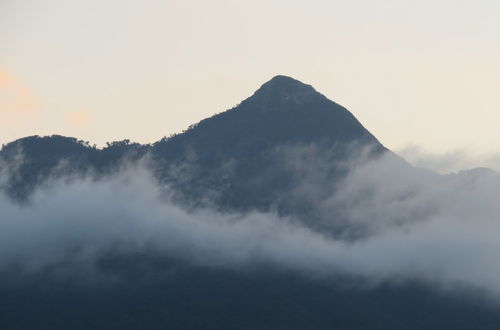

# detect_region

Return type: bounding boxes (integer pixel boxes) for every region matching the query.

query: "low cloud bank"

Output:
[1,151,500,298]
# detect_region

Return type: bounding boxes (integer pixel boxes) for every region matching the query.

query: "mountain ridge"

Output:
[1,75,381,150]
[1,76,387,210]
[2,76,500,330]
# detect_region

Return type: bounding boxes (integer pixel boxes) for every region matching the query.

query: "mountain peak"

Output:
[250,75,319,106]
[265,75,310,86]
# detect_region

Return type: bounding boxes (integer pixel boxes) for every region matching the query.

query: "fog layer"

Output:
[1,152,500,296]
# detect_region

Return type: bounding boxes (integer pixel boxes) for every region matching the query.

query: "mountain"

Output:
[1,75,386,213]
[1,76,497,330]
[151,75,386,212]
[0,136,147,199]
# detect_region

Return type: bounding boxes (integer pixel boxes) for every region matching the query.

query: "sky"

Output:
[1,0,499,155]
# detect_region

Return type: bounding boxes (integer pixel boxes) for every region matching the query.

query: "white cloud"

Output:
[1,151,500,299]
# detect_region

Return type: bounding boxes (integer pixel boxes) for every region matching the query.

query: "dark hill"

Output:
[0,135,147,199]
[155,75,382,156]
[1,75,386,213]
[151,75,386,212]
[0,76,490,330]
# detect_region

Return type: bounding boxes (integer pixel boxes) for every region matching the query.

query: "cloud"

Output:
[0,69,41,122]
[66,108,91,127]
[318,152,500,291]
[1,149,500,299]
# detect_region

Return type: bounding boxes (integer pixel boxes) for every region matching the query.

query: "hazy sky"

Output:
[1,0,499,153]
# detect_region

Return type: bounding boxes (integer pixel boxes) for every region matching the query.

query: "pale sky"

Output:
[1,0,499,154]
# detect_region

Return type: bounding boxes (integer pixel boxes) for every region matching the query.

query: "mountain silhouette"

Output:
[156,75,382,152]
[2,76,496,330]
[151,75,387,212]
[1,75,386,213]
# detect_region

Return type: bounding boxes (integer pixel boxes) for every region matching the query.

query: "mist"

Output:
[1,150,500,299]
